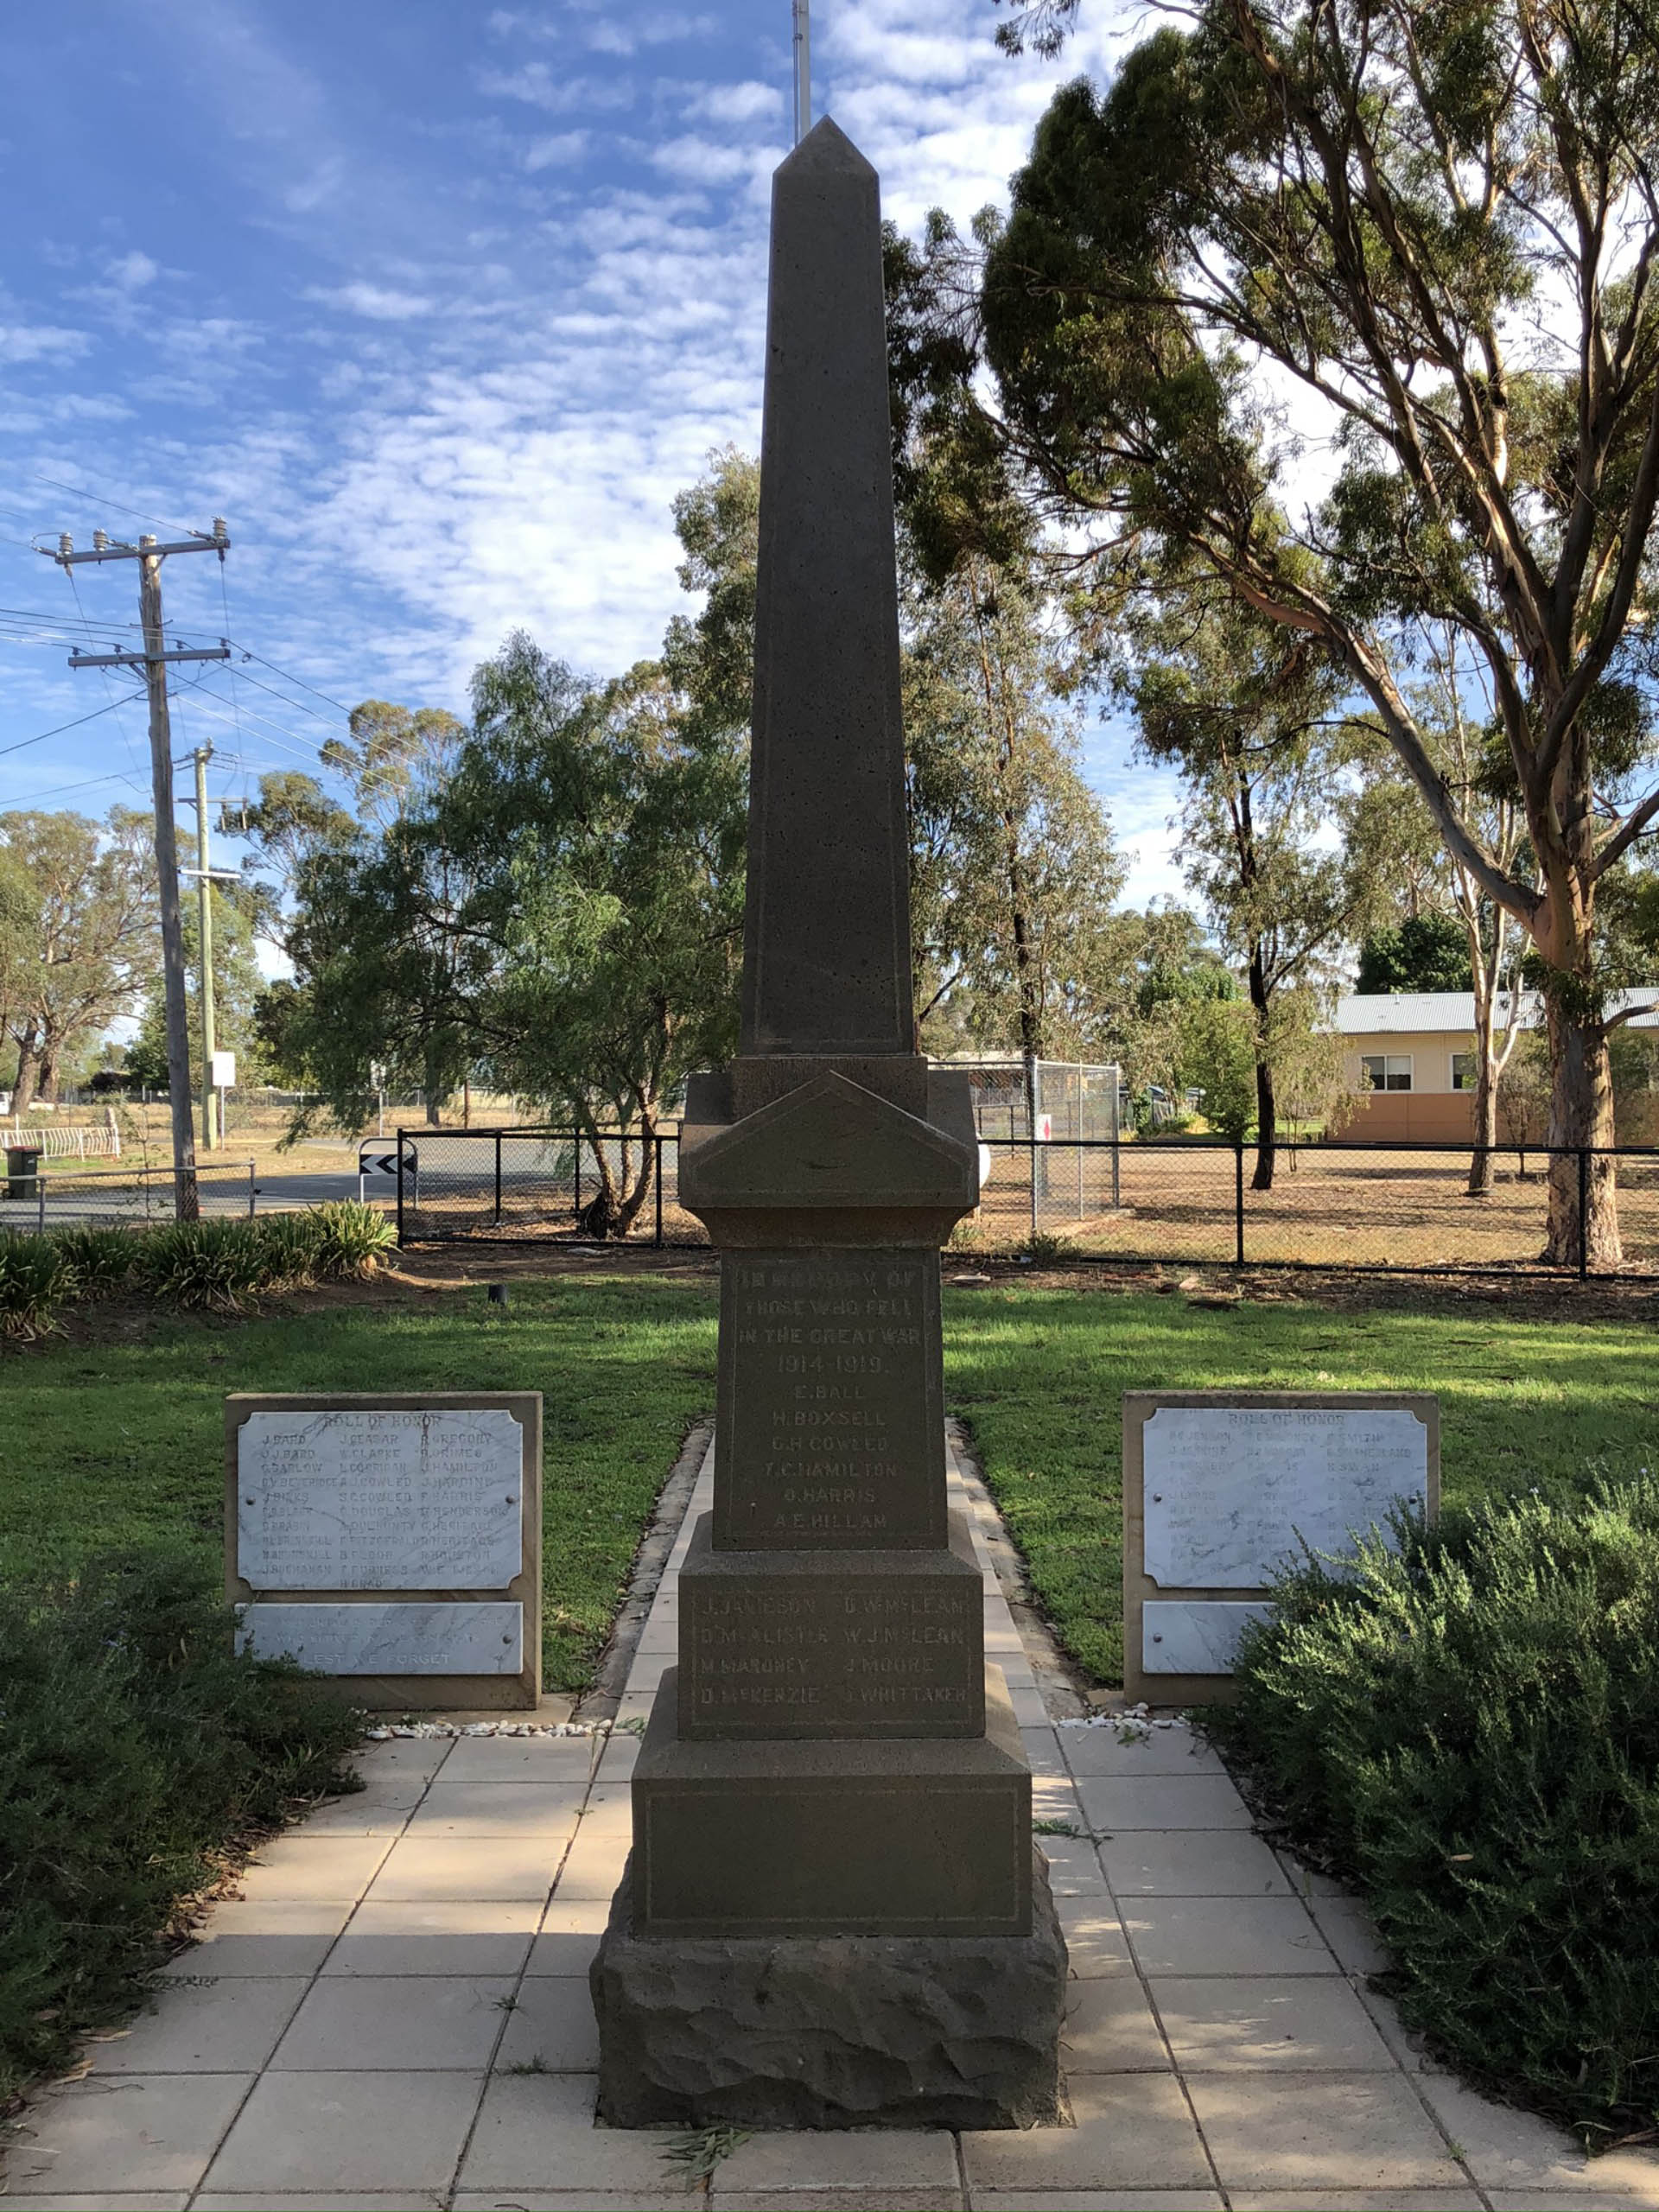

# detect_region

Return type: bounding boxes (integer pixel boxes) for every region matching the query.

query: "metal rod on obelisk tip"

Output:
[791,0,810,143]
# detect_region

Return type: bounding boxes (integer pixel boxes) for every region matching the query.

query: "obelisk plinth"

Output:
[590,118,1066,2132]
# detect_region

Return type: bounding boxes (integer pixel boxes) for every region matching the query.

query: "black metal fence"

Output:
[389,1127,1659,1280]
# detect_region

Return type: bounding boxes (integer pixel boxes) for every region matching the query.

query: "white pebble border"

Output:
[362,1719,608,1739]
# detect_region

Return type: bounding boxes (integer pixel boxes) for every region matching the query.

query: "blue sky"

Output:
[0,0,1187,927]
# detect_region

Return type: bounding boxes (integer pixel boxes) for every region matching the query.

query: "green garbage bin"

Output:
[4,1145,41,1199]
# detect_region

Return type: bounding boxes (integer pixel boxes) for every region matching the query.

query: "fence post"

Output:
[1579,1147,1590,1280]
[1234,1141,1245,1267]
[37,1166,46,1236]
[1028,1133,1038,1241]
[248,1159,257,1218]
[494,1132,503,1225]
[575,1135,582,1224]
[396,1129,405,1249]
[655,1135,664,1249]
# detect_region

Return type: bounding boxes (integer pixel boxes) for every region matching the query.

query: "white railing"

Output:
[5,1117,123,1160]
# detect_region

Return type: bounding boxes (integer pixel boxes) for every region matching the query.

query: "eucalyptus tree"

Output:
[1128,591,1377,1184]
[896,0,1659,1262]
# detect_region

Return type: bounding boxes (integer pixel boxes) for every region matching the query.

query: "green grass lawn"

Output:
[7,1274,1655,1687]
[2,1276,719,1690]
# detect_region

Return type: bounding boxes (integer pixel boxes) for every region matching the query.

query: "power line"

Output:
[0,766,149,808]
[29,472,208,543]
[223,645,354,716]
[0,692,144,762]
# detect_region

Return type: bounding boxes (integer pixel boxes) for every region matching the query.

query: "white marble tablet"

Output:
[237,1600,524,1675]
[237,1408,523,1591]
[1143,1405,1428,1588]
[1141,1599,1274,1675]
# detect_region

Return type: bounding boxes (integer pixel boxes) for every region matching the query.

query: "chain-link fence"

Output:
[0,1157,260,1232]
[385,1126,1659,1278]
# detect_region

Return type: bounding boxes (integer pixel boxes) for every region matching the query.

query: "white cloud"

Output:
[0,322,91,363]
[679,79,782,125]
[524,131,588,171]
[476,62,634,115]
[107,250,158,291]
[304,283,436,321]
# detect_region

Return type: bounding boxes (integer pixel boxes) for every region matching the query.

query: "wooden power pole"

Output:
[48,520,232,1217]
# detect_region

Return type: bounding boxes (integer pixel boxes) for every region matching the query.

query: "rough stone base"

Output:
[590,1844,1067,2130]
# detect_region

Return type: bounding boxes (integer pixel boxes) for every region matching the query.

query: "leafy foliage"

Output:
[0,1230,74,1340]
[1357,915,1475,995]
[1210,1483,1659,2144]
[0,1548,360,2099]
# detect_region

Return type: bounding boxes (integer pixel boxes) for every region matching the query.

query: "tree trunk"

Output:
[12,1027,41,1116]
[1468,1058,1498,1197]
[37,1038,60,1104]
[1542,997,1619,1268]
[423,1088,442,1128]
[1252,1056,1277,1191]
[1247,944,1274,1191]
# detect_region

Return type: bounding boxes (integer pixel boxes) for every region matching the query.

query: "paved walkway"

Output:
[9,1440,1659,2211]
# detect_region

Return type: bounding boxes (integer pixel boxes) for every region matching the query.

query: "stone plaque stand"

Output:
[1122,1389,1439,1706]
[226,1392,543,1710]
[590,119,1065,2130]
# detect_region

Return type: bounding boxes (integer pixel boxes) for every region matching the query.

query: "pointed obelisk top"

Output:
[737,115,915,1067]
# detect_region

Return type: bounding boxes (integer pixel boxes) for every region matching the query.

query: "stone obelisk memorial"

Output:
[591,118,1066,2131]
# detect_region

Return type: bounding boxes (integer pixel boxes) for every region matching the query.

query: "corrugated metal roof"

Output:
[1335,989,1659,1033]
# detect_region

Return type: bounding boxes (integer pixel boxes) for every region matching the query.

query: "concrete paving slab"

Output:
[1487,2195,1659,2209]
[156,1897,353,1979]
[1075,1775,1255,1831]
[1059,1976,1173,2072]
[1055,1897,1137,1979]
[440,1735,601,1784]
[8,2074,255,2195]
[1230,2196,1484,2210]
[365,1834,561,1904]
[231,1834,391,1902]
[976,2196,1223,2212]
[493,1974,602,2072]
[321,1898,542,1978]
[1060,1726,1228,1778]
[1122,1895,1336,1977]
[525,1896,613,1974]
[1037,1835,1109,1893]
[1184,2070,1467,2190]
[456,2075,679,2194]
[85,1978,306,2074]
[713,2126,960,2193]
[201,2070,484,2192]
[270,1974,514,2070]
[1304,1891,1393,1975]
[1412,2073,1659,2196]
[404,1782,587,1837]
[196,2197,444,2210]
[961,2074,1213,2191]
[1152,1976,1396,2069]
[0,2196,191,2210]
[1099,1828,1291,1898]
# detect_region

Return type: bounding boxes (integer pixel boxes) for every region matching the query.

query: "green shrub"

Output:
[49,1223,143,1298]
[1208,1478,1659,2145]
[251,1209,329,1287]
[0,1548,361,2097]
[0,1230,73,1339]
[307,1198,396,1280]
[137,1217,270,1311]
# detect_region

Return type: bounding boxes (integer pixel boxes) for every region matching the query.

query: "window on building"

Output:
[1451,1052,1476,1090]
[1361,1053,1414,1092]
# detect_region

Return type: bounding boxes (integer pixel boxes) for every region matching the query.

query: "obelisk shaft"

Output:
[741,118,913,1061]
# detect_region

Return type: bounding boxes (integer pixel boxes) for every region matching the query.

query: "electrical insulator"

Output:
[58,532,73,558]
[212,516,227,542]
[93,530,109,551]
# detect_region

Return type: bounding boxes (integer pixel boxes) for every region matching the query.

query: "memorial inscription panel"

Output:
[678,1515,984,1738]
[1122,1390,1438,1706]
[714,1249,945,1550]
[238,1408,524,1591]
[1143,1405,1430,1588]
[226,1392,542,1709]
